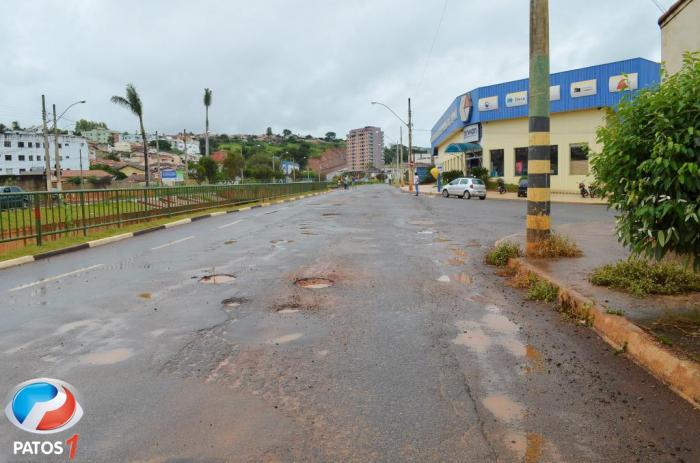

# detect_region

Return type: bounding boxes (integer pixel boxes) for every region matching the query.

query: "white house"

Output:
[1,131,90,175]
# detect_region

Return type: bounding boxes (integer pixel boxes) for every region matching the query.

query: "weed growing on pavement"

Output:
[486,241,522,267]
[527,233,582,258]
[656,334,673,346]
[557,297,595,326]
[605,308,625,316]
[590,259,700,297]
[526,278,559,303]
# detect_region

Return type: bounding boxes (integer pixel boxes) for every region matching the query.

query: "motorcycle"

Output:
[497,179,507,195]
[578,182,589,198]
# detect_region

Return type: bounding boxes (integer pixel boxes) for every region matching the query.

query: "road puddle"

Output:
[138,292,152,299]
[452,327,490,352]
[454,273,471,284]
[81,347,134,365]
[270,333,304,344]
[437,275,451,283]
[277,309,299,314]
[482,394,525,422]
[418,230,434,234]
[447,258,464,266]
[525,345,545,374]
[271,239,294,244]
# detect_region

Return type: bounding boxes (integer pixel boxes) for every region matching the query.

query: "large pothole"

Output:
[200,274,236,284]
[221,296,248,307]
[294,277,334,289]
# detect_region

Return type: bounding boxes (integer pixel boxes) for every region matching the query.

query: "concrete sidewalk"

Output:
[400,184,607,205]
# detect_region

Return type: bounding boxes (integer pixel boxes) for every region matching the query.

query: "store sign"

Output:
[549,85,561,101]
[609,73,638,92]
[570,79,597,98]
[463,123,480,143]
[459,94,473,122]
[505,90,527,107]
[431,107,458,143]
[478,96,498,111]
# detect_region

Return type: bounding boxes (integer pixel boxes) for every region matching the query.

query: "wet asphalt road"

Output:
[0,185,698,462]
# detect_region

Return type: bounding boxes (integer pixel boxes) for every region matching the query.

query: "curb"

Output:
[0,190,328,271]
[398,187,607,205]
[506,256,700,409]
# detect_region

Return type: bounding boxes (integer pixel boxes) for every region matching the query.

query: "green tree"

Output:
[266,127,273,137]
[11,121,21,131]
[148,139,172,151]
[74,119,108,134]
[0,123,6,133]
[325,131,336,141]
[222,149,245,180]
[198,156,219,184]
[204,88,212,156]
[592,52,700,269]
[282,129,292,138]
[111,84,151,186]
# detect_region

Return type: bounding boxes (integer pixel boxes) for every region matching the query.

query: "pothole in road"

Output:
[295,277,334,289]
[224,239,237,245]
[221,297,248,307]
[271,239,294,244]
[322,212,340,216]
[200,274,236,284]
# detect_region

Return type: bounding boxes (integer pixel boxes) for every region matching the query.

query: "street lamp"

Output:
[371,99,414,192]
[53,100,86,191]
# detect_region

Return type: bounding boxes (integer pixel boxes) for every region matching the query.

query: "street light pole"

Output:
[41,95,51,191]
[51,99,86,191]
[527,0,551,255]
[408,98,414,192]
[155,130,162,186]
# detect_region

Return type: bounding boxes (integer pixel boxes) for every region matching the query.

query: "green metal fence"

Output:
[0,182,327,246]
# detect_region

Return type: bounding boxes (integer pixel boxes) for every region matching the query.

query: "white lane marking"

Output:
[151,236,194,250]
[217,219,244,230]
[8,264,105,292]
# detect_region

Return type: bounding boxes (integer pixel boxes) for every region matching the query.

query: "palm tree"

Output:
[111,84,150,186]
[203,88,212,156]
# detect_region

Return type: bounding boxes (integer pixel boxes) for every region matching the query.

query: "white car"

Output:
[442,177,487,200]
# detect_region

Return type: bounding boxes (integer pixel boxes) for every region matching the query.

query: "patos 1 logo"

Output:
[5,378,83,459]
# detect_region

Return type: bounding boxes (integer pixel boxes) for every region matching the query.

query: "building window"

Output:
[58,143,62,148]
[4,155,11,161]
[490,149,504,177]
[570,143,589,175]
[37,156,41,161]
[19,168,26,173]
[29,155,33,161]
[514,147,528,176]
[28,142,33,148]
[3,141,10,147]
[18,141,24,148]
[550,145,558,175]
[18,155,25,161]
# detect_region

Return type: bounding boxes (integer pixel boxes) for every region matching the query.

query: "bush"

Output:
[527,278,559,302]
[527,233,582,258]
[441,170,463,184]
[469,166,489,183]
[486,179,518,192]
[592,52,700,269]
[590,258,700,297]
[485,241,522,267]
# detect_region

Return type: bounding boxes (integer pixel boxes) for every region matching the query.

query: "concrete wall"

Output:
[660,0,700,75]
[436,108,604,192]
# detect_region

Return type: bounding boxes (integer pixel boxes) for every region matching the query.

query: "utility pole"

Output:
[79,148,84,188]
[41,95,52,191]
[408,98,414,192]
[52,104,63,191]
[183,129,189,182]
[155,131,162,186]
[527,0,551,255]
[398,126,403,186]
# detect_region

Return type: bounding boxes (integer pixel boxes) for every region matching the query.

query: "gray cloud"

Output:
[0,0,668,146]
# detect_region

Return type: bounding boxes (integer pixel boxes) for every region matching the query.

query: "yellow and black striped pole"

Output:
[527,0,551,255]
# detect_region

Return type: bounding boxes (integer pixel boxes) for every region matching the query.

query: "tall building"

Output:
[659,0,699,75]
[346,126,384,172]
[1,131,90,176]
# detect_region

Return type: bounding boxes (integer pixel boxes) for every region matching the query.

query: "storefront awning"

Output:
[445,142,481,153]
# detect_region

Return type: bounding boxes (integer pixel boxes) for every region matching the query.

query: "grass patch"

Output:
[590,259,700,297]
[527,233,582,258]
[526,278,559,303]
[656,334,673,346]
[485,241,522,267]
[605,308,625,316]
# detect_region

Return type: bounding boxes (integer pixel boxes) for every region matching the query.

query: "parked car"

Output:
[517,178,528,197]
[0,186,30,210]
[441,177,487,200]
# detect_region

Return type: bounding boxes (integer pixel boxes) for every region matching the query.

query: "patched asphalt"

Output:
[0,185,697,462]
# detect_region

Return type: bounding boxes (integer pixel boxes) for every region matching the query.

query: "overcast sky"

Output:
[0,0,672,147]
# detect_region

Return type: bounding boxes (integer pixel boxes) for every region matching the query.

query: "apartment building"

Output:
[346,126,384,172]
[1,131,89,176]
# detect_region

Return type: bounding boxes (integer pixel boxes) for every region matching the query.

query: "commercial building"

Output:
[431,58,660,192]
[346,126,384,172]
[659,0,699,75]
[1,132,90,176]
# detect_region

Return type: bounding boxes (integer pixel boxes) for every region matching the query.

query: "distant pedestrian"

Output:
[414,173,420,196]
